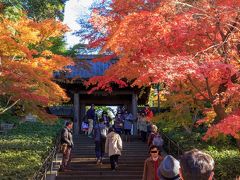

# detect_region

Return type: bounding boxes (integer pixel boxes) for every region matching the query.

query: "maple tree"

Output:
[79,0,240,140]
[0,8,72,118]
[1,0,67,21]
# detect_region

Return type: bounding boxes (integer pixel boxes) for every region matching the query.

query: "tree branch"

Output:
[0,99,20,115]
[187,75,209,101]
[205,77,214,101]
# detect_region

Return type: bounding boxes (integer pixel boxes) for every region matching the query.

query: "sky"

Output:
[63,1,118,112]
[63,0,94,48]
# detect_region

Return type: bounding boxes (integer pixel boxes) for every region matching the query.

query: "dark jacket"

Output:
[87,108,95,120]
[61,127,73,148]
[102,115,111,127]
[114,118,123,129]
[143,156,163,180]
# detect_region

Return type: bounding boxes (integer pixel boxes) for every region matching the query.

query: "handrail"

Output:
[32,131,61,180]
[159,131,184,158]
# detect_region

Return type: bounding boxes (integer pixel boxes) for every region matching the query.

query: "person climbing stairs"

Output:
[56,134,149,180]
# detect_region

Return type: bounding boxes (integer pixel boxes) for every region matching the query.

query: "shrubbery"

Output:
[157,120,240,180]
[0,112,20,125]
[0,115,63,179]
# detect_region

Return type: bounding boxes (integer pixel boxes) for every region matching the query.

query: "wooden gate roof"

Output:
[53,55,150,105]
[54,55,117,81]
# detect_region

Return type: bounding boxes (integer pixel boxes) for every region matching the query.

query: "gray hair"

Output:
[152,125,158,133]
[180,149,214,180]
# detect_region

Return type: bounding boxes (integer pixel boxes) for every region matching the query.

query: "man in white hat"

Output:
[158,155,180,180]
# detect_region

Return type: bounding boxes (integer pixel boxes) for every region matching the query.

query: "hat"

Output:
[158,155,180,180]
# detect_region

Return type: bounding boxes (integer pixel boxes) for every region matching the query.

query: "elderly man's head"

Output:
[179,149,214,180]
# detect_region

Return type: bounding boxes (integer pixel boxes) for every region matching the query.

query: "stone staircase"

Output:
[56,134,149,180]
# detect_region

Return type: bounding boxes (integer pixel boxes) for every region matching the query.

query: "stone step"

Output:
[58,170,142,175]
[71,149,148,152]
[70,153,148,156]
[67,166,143,171]
[56,134,148,180]
[69,163,144,168]
[70,155,148,159]
[72,146,149,148]
[73,146,147,148]
[71,149,148,153]
[69,160,145,164]
[73,136,140,139]
[71,146,149,150]
[69,158,144,163]
[72,141,142,144]
[56,174,142,180]
[74,141,146,144]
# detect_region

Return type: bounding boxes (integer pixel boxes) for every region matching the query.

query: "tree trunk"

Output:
[183,124,192,134]
[213,104,227,124]
[237,139,240,150]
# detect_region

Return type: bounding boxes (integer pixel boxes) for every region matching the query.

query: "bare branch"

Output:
[6,96,12,106]
[0,99,20,115]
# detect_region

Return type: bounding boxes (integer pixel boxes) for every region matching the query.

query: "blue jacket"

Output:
[94,123,108,142]
[124,113,133,130]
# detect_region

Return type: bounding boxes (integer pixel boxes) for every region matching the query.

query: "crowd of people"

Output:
[59,104,216,180]
[143,145,215,180]
[88,104,132,170]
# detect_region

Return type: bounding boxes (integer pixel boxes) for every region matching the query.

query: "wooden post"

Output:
[79,103,86,133]
[132,93,138,135]
[74,93,80,135]
[157,83,160,114]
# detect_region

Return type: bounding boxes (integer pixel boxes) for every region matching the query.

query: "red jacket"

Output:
[145,108,153,122]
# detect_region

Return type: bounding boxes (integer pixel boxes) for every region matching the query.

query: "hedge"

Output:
[0,119,63,179]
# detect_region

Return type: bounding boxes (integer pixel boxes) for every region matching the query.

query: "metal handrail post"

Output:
[50,159,53,174]
[168,140,170,153]
[160,131,184,157]
[44,168,47,180]
[177,143,180,157]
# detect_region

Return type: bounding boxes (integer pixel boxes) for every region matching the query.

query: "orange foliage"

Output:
[0,12,72,119]
[203,109,240,140]
[85,0,240,139]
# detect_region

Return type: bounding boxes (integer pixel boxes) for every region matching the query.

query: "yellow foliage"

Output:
[0,12,72,119]
[41,50,53,57]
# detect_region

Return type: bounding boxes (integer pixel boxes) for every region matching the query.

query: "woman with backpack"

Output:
[93,118,108,165]
[148,124,163,153]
